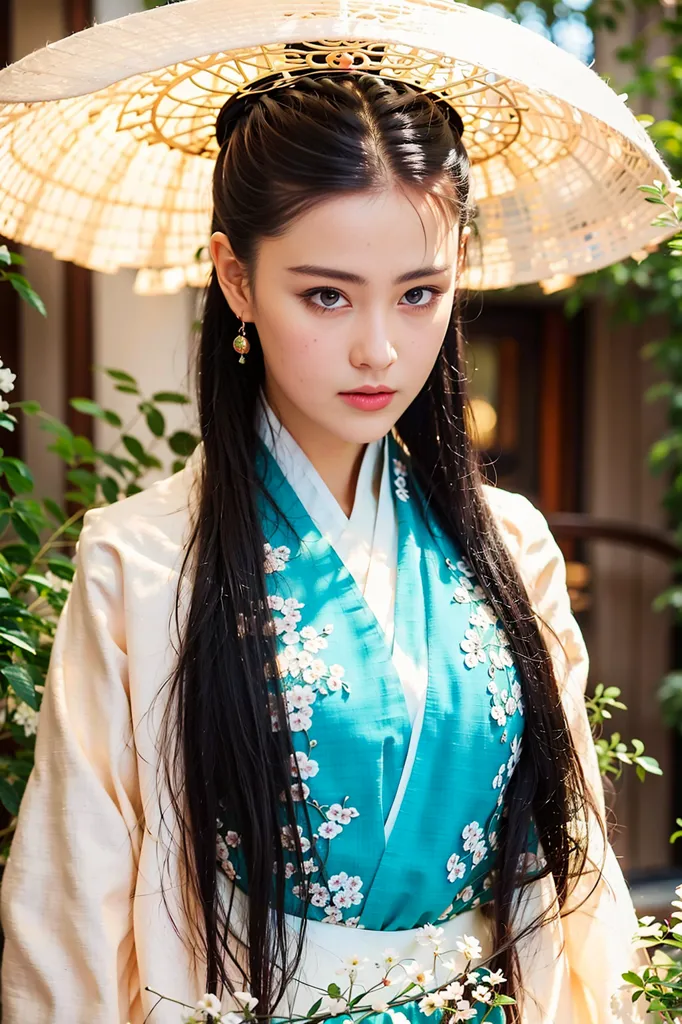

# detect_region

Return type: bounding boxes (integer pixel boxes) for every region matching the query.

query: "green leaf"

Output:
[11,400,40,415]
[0,457,34,494]
[70,397,109,420]
[103,409,123,428]
[1,544,32,567]
[622,972,643,987]
[43,498,66,523]
[327,984,341,999]
[12,515,40,547]
[634,755,663,775]
[0,777,21,815]
[0,245,11,266]
[0,628,36,655]
[7,273,46,316]
[144,406,165,437]
[122,435,146,462]
[101,477,120,504]
[1,664,37,709]
[103,368,138,385]
[151,391,191,404]
[115,384,140,395]
[168,431,198,457]
[46,554,76,581]
[307,999,323,1017]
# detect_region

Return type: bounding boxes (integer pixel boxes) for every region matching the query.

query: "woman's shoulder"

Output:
[481,482,552,562]
[76,456,198,576]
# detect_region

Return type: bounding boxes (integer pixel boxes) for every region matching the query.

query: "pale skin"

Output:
[210,185,467,515]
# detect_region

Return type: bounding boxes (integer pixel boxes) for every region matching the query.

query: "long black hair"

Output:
[157,71,602,1021]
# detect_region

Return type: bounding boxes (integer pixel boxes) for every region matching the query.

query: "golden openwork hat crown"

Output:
[0,0,676,290]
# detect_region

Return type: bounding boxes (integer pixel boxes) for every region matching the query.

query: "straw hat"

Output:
[0,0,676,290]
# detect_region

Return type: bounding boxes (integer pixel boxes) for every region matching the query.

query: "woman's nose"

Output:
[349,316,398,371]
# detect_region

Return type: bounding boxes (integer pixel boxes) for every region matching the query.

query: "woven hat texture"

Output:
[0,0,676,288]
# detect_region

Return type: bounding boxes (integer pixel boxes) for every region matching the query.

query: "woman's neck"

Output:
[264,392,366,517]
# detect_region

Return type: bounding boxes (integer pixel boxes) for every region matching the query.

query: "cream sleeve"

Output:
[511,494,653,1023]
[0,508,143,1022]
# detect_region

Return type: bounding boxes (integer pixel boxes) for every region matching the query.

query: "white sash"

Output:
[217,862,653,1024]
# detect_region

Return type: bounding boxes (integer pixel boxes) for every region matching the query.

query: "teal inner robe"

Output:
[216,435,528,1022]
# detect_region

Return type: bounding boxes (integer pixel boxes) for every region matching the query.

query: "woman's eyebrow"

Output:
[286,264,452,285]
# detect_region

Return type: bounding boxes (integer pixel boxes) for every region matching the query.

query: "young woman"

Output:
[0,72,651,1024]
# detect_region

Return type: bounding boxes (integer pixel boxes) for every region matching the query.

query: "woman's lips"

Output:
[339,389,396,411]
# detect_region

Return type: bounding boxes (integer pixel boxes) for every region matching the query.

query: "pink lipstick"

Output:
[339,386,396,411]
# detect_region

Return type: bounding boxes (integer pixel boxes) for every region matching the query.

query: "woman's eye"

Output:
[401,287,438,307]
[305,288,348,310]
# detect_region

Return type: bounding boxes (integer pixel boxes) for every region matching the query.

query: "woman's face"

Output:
[211,185,461,451]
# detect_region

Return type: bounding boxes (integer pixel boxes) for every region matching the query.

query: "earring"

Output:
[232,317,250,364]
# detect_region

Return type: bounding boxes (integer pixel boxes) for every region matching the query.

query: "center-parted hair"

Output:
[156,72,599,1021]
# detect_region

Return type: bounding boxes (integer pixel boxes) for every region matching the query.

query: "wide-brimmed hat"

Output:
[0,0,676,290]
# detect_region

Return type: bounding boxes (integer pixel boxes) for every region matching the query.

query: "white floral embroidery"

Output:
[291,750,319,779]
[264,543,291,573]
[264,557,363,926]
[392,458,410,502]
[446,853,466,882]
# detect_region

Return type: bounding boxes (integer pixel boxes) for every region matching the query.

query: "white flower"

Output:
[416,924,445,947]
[284,862,296,879]
[328,664,344,678]
[328,803,359,825]
[263,544,290,573]
[461,822,483,852]
[233,992,258,1012]
[0,365,16,394]
[403,963,433,987]
[327,676,343,691]
[323,906,343,923]
[302,858,319,875]
[418,993,445,1015]
[452,1003,477,1022]
[447,853,466,882]
[288,709,313,732]
[472,840,487,866]
[268,595,284,611]
[321,996,348,1016]
[290,751,319,779]
[370,1002,390,1013]
[507,735,522,774]
[287,684,317,709]
[195,994,222,1016]
[484,969,506,986]
[382,948,399,966]
[302,659,327,684]
[12,702,38,737]
[333,890,354,908]
[225,830,241,848]
[318,821,343,840]
[291,781,310,802]
[460,630,486,668]
[471,985,492,1003]
[440,982,465,1001]
[310,886,331,907]
[490,703,507,727]
[329,872,349,891]
[492,766,506,790]
[344,875,363,892]
[455,935,482,961]
[458,885,475,904]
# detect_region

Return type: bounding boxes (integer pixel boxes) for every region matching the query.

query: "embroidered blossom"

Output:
[446,852,466,883]
[263,543,290,573]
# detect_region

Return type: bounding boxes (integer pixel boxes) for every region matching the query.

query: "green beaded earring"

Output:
[232,318,250,364]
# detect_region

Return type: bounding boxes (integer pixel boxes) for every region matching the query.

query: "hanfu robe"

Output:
[0,411,652,1024]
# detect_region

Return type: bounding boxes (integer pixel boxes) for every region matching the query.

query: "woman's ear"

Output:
[209,232,255,320]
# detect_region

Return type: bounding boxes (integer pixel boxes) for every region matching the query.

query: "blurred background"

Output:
[1,0,682,915]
